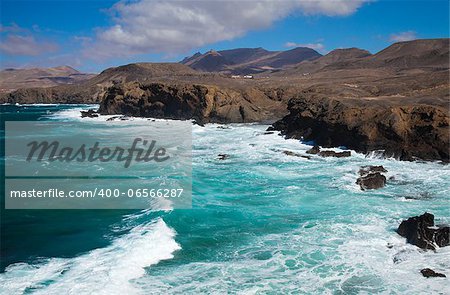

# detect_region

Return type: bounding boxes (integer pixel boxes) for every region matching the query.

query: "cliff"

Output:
[270,96,449,162]
[98,82,287,123]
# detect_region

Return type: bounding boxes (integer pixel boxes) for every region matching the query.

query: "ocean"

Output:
[0,104,449,294]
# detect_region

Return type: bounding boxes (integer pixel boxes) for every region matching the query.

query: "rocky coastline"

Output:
[97,81,287,124]
[269,96,449,162]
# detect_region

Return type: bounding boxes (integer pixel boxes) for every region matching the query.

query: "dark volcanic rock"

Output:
[421,268,446,278]
[318,150,351,158]
[305,145,350,157]
[359,165,387,175]
[270,96,450,162]
[306,145,320,154]
[80,109,98,118]
[396,212,450,250]
[356,172,386,190]
[217,154,230,160]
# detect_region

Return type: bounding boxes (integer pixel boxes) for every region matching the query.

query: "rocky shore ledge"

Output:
[269,96,449,162]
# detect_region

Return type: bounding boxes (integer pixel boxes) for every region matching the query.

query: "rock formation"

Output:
[397,213,450,250]
[421,268,446,278]
[356,165,388,190]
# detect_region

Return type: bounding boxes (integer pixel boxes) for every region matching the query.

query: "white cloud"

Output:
[389,31,417,42]
[84,0,368,60]
[0,34,59,56]
[285,41,325,52]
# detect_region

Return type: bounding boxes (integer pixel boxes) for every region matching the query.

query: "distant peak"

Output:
[207,49,221,56]
[51,65,79,73]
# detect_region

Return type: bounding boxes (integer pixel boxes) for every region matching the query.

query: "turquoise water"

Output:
[0,105,449,294]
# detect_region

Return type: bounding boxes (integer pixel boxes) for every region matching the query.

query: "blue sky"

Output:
[0,0,448,72]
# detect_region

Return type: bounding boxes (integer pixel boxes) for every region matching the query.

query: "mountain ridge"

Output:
[180,46,322,74]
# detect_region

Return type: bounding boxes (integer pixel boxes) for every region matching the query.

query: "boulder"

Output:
[396,212,450,250]
[356,172,386,190]
[421,268,446,278]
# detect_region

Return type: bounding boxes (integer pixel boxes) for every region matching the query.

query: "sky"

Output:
[0,0,448,73]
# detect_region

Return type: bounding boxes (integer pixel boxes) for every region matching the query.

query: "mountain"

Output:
[321,38,449,71]
[283,48,372,74]
[180,47,322,74]
[0,66,95,93]
[369,38,449,69]
[279,39,449,76]
[181,50,230,72]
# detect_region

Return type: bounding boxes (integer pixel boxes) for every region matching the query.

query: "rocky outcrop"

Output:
[270,96,450,162]
[421,268,446,278]
[304,145,351,157]
[356,172,386,190]
[98,82,286,123]
[397,213,450,250]
[356,165,388,190]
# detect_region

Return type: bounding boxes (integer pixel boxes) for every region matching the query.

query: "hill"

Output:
[0,66,94,93]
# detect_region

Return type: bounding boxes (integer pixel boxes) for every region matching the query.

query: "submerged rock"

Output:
[282,150,311,159]
[421,268,446,278]
[318,150,351,158]
[217,154,230,160]
[106,115,129,121]
[356,172,386,190]
[396,212,450,250]
[305,145,350,157]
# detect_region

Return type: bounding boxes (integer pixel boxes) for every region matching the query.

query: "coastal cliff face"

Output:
[270,96,449,162]
[98,82,287,123]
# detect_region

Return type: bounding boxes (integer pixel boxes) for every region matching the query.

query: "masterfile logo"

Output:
[4,121,192,209]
